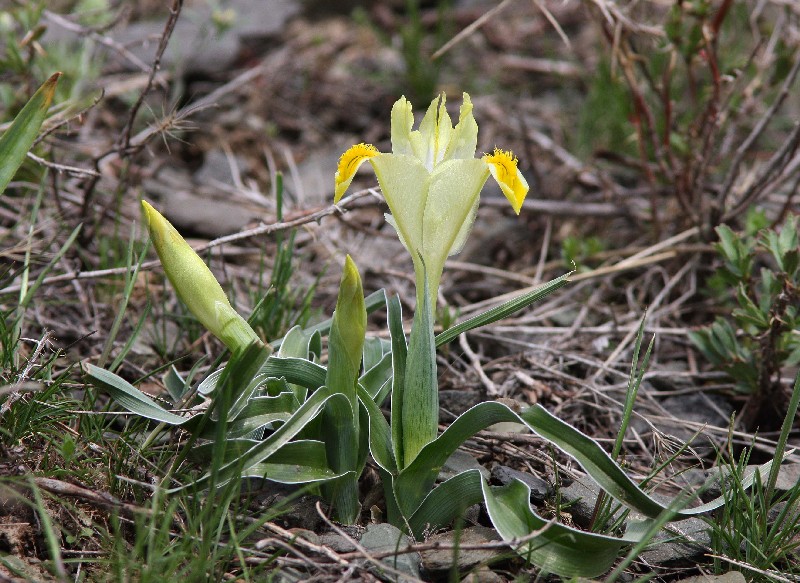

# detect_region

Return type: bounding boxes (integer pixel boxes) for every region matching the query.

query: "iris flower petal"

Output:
[483,148,529,214]
[371,154,430,257]
[443,93,478,161]
[390,97,415,156]
[334,143,380,202]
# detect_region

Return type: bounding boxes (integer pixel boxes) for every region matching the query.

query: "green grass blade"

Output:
[28,478,68,580]
[434,272,571,347]
[764,370,800,503]
[0,73,60,195]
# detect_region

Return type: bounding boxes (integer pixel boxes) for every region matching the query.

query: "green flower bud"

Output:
[141,200,260,352]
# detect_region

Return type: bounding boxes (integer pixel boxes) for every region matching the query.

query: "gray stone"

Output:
[103,0,300,76]
[557,476,603,527]
[701,463,800,502]
[359,523,420,582]
[420,526,505,572]
[638,517,711,568]
[439,450,490,482]
[634,393,733,457]
[460,566,505,582]
[676,572,747,583]
[491,465,552,503]
[774,463,800,492]
[318,531,358,553]
[143,166,254,237]
[193,148,251,186]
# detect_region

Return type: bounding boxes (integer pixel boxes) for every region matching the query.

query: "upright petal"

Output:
[410,94,452,170]
[334,143,380,202]
[371,154,430,258]
[420,158,488,304]
[483,148,529,214]
[443,93,478,161]
[390,96,415,156]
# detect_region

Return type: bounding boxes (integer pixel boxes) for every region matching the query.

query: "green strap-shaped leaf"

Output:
[481,478,652,578]
[401,267,438,468]
[207,393,297,438]
[198,357,327,396]
[394,400,782,522]
[179,384,346,492]
[85,364,189,425]
[406,470,655,578]
[359,351,393,401]
[407,469,484,535]
[357,385,397,475]
[387,293,408,469]
[191,440,343,484]
[227,344,272,421]
[395,401,519,516]
[434,272,571,347]
[0,73,60,195]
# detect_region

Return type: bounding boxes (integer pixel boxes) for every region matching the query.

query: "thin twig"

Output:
[0,190,375,296]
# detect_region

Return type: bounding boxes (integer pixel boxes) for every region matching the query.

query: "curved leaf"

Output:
[481,478,651,578]
[434,272,571,347]
[85,364,188,425]
[0,73,60,195]
[197,357,327,396]
[357,386,397,474]
[178,384,346,491]
[407,469,484,535]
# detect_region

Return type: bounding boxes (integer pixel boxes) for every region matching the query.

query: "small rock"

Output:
[420,526,504,572]
[359,523,420,582]
[143,166,254,237]
[700,463,800,501]
[557,477,603,527]
[461,566,505,582]
[675,572,747,583]
[774,463,800,492]
[439,450,490,482]
[193,148,251,186]
[491,466,552,503]
[318,531,358,553]
[633,393,733,457]
[638,517,711,568]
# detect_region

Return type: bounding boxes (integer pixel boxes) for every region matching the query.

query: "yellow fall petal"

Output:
[483,148,529,214]
[334,143,380,202]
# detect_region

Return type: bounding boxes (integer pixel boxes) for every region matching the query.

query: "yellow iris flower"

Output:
[334,93,529,308]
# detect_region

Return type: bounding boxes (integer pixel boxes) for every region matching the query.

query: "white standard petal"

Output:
[390,96,415,157]
[410,94,452,170]
[420,157,488,303]
[371,153,431,258]
[443,93,478,161]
